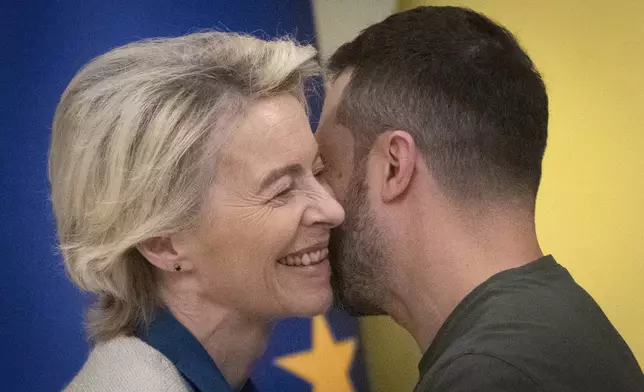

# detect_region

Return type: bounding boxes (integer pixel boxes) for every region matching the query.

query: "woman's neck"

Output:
[162,289,272,389]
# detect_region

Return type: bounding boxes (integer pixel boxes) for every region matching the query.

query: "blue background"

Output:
[0,1,367,390]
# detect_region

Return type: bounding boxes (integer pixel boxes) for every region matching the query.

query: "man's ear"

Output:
[136,236,192,273]
[379,130,418,203]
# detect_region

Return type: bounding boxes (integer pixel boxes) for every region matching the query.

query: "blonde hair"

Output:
[49,32,319,342]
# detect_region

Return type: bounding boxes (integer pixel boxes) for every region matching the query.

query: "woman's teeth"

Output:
[278,248,329,267]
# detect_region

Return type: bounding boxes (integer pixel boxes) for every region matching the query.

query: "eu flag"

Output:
[253,309,370,392]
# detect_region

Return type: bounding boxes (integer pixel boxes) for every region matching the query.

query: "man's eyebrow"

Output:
[258,164,304,193]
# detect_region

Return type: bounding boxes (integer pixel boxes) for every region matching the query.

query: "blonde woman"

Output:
[49,32,344,392]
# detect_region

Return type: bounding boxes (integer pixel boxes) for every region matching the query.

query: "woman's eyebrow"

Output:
[258,163,304,192]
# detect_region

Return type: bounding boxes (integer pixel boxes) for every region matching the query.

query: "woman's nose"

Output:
[302,185,345,228]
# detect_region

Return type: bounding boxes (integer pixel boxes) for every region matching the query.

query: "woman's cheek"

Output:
[266,202,306,247]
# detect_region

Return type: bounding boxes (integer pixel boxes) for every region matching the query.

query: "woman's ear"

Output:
[136,236,192,273]
[380,130,418,203]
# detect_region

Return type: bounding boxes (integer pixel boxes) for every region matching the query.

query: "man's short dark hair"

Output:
[328,6,548,202]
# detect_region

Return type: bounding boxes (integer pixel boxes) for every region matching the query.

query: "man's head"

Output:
[315,6,548,315]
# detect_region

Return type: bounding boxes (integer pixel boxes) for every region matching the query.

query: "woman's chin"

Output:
[282,291,333,316]
[273,259,334,316]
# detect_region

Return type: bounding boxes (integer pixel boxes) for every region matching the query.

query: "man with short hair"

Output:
[316,6,643,391]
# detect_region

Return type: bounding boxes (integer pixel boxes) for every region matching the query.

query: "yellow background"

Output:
[361,1,644,391]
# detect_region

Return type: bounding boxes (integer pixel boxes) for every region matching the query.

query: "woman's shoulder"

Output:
[64,335,192,392]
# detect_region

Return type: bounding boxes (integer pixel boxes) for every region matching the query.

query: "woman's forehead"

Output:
[215,95,318,183]
[236,95,312,146]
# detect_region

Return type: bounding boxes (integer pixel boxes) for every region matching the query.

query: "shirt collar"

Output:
[137,308,258,392]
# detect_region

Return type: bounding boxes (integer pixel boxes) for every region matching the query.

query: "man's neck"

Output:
[161,287,271,389]
[384,205,543,353]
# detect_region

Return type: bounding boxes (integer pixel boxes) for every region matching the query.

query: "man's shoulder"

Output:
[64,336,190,392]
[457,258,630,354]
[418,262,644,392]
[415,353,543,392]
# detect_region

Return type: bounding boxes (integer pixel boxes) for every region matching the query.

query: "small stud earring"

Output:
[174,264,182,272]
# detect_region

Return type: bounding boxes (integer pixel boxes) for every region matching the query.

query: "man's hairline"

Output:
[324,67,539,209]
[324,66,357,131]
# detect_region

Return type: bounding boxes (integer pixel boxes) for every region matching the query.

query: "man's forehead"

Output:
[318,71,352,138]
[323,70,352,109]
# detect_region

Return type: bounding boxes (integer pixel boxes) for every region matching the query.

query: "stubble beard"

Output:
[329,171,389,317]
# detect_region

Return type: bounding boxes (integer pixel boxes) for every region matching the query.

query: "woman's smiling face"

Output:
[174,93,345,318]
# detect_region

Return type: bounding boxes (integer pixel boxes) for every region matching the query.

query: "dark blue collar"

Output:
[137,308,258,392]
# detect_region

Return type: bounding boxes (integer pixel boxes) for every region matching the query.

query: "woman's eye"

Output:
[274,187,293,199]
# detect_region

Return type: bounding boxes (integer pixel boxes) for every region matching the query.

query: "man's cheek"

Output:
[324,170,347,203]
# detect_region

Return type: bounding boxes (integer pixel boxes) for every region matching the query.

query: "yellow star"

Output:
[275,315,357,392]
